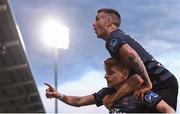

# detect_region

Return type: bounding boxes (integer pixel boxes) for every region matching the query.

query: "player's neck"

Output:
[114,80,126,90]
[104,26,118,41]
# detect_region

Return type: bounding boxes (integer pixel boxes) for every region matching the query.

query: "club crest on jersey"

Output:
[110,39,118,52]
[144,91,159,103]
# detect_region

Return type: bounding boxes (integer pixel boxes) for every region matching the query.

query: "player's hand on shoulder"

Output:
[133,85,151,101]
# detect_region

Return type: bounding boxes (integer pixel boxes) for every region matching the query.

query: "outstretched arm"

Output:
[45,83,95,107]
[62,95,95,107]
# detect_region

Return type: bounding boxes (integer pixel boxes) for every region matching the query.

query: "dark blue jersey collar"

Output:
[108,29,124,39]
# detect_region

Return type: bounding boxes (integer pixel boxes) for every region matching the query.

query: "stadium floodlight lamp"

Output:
[42,18,69,49]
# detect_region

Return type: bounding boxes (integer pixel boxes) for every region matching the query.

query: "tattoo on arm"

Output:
[119,44,152,88]
[128,56,144,74]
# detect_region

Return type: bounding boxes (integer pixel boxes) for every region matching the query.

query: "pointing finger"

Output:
[44,83,52,88]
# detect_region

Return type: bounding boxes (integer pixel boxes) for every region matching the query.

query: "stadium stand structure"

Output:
[0,0,45,112]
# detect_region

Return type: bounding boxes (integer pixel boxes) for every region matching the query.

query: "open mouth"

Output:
[93,28,97,32]
[107,80,111,84]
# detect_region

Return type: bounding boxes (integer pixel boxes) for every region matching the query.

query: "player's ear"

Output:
[108,19,115,28]
[123,70,129,79]
[106,18,112,26]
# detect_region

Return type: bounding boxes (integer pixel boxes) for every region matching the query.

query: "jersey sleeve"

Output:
[106,38,126,56]
[144,91,162,109]
[92,87,116,107]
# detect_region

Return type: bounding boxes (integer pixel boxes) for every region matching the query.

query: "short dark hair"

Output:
[97,8,121,27]
[104,58,129,74]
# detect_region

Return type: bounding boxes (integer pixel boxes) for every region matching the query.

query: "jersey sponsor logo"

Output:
[109,108,121,113]
[144,91,159,103]
[110,39,118,52]
[157,63,164,67]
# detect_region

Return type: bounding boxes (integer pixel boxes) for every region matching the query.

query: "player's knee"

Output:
[129,74,144,87]
[156,100,175,113]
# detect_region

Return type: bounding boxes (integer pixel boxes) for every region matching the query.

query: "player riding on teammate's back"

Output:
[93,8,178,112]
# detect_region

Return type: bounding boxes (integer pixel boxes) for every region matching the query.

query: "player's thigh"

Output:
[153,76,178,110]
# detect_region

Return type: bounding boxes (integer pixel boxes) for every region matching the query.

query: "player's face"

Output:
[104,67,127,88]
[93,12,109,39]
